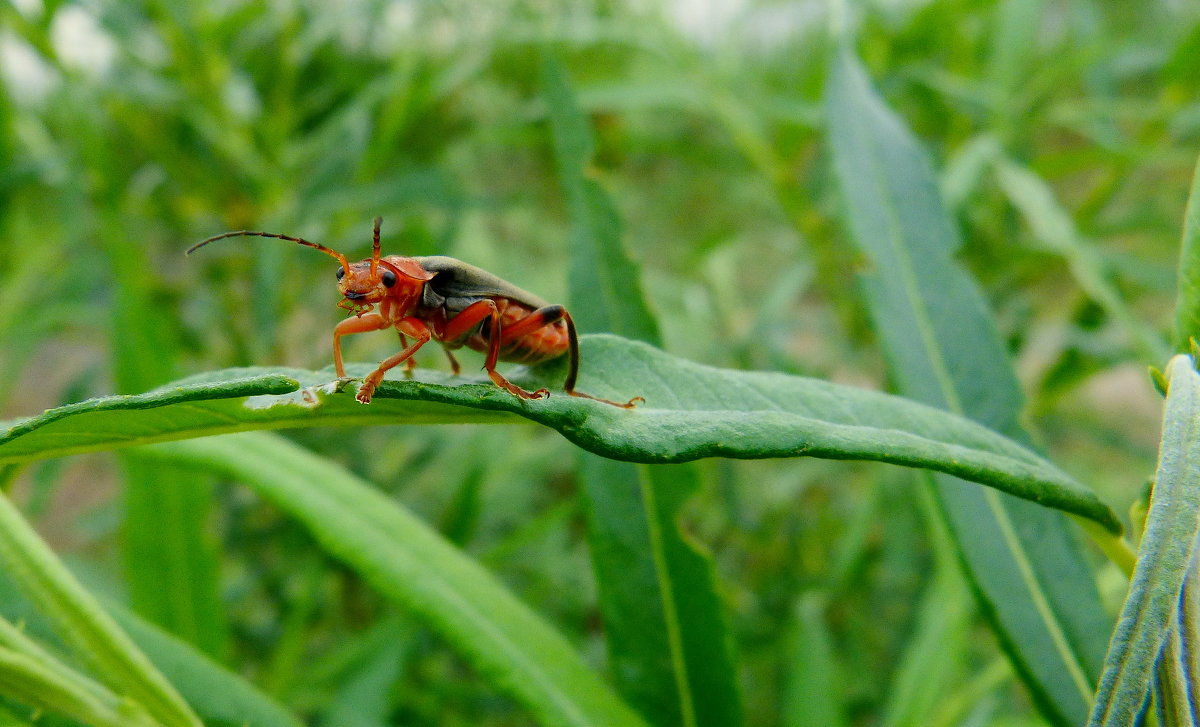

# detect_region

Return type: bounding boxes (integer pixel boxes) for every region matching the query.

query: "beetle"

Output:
[187,217,642,408]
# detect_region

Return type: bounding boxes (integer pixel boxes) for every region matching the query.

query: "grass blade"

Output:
[1174,154,1200,350]
[826,41,1113,725]
[545,52,740,726]
[1089,355,1200,727]
[0,341,1121,532]
[102,168,228,661]
[140,431,648,727]
[110,607,306,727]
[0,490,200,727]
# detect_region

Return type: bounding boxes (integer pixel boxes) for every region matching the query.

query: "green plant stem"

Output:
[1074,516,1137,577]
[0,492,201,727]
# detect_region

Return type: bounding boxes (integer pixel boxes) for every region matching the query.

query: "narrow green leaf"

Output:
[881,529,972,727]
[782,595,847,727]
[110,607,306,727]
[1089,355,1200,727]
[543,53,661,346]
[0,491,201,727]
[1174,153,1200,350]
[316,626,406,727]
[103,198,228,659]
[0,339,1121,533]
[826,42,1113,726]
[992,156,1169,363]
[0,616,154,727]
[544,50,739,727]
[139,432,649,727]
[120,460,225,657]
[1155,602,1197,727]
[578,460,740,726]
[1179,564,1200,713]
[0,645,156,727]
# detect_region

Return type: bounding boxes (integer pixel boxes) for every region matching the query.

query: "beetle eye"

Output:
[381,269,397,288]
[336,266,345,280]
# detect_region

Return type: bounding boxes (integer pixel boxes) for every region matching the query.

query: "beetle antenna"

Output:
[187,230,352,273]
[370,216,382,277]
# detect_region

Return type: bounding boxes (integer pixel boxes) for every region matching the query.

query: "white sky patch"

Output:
[665,0,748,45]
[0,33,58,104]
[9,0,42,17]
[51,5,117,76]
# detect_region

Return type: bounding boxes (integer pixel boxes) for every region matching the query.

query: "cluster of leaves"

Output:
[1,1,1199,726]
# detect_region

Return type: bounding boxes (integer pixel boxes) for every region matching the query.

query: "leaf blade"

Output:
[825,41,1113,725]
[1088,355,1200,727]
[0,490,201,727]
[545,51,740,727]
[0,339,1120,532]
[140,432,648,727]
[1175,154,1200,350]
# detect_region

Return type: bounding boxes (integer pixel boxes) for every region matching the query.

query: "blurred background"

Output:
[0,0,1190,724]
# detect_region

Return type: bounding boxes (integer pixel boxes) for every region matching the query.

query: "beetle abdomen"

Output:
[457,298,570,364]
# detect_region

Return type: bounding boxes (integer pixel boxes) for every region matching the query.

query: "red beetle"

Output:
[188,217,642,408]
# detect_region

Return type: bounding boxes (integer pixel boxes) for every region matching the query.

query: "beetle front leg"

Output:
[333,313,392,378]
[397,333,417,378]
[356,318,432,404]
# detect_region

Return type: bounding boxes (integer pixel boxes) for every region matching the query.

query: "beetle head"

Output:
[335,218,433,314]
[188,217,432,316]
[336,257,432,314]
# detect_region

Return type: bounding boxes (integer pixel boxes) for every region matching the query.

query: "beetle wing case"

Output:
[415,256,552,314]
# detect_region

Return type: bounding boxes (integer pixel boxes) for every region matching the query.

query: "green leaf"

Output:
[0,644,156,727]
[0,615,156,727]
[1088,355,1200,727]
[101,156,228,661]
[119,459,225,658]
[544,50,739,727]
[881,487,972,727]
[577,459,740,726]
[0,489,201,727]
[0,337,1119,532]
[137,432,648,727]
[110,607,306,727]
[315,626,406,727]
[782,595,847,727]
[1174,153,1200,351]
[543,53,661,347]
[826,42,1113,726]
[992,155,1169,363]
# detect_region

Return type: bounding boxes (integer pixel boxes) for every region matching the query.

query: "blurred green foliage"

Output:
[0,0,1191,724]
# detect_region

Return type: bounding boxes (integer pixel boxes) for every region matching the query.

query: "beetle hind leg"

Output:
[508,307,643,408]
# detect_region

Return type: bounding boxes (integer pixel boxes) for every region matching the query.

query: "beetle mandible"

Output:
[187,217,643,408]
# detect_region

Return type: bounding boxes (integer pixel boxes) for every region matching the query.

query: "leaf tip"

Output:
[1150,366,1169,397]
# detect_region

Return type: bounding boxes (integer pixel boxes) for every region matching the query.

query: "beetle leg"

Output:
[442,346,462,376]
[442,300,550,401]
[558,310,643,408]
[333,313,392,378]
[356,318,432,404]
[397,332,417,378]
[499,306,643,408]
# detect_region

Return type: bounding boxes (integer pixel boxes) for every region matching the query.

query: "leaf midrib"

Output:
[844,48,1094,708]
